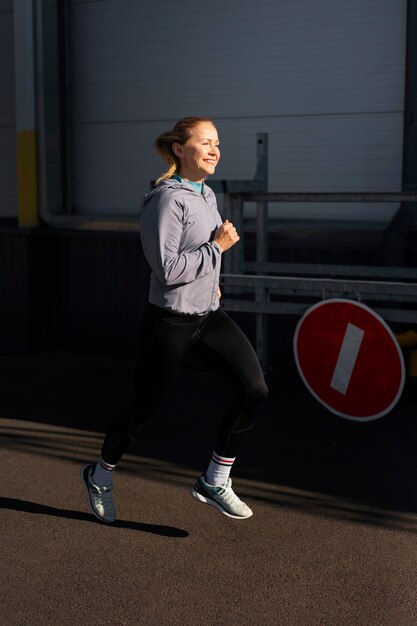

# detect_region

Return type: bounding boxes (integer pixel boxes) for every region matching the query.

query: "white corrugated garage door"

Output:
[68,0,407,222]
[0,0,17,217]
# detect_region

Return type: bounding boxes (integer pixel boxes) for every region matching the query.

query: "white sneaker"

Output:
[191,475,253,519]
[81,464,117,523]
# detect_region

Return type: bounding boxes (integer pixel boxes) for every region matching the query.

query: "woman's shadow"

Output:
[0,497,189,537]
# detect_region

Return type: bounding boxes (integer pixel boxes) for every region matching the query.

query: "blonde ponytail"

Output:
[154,131,181,185]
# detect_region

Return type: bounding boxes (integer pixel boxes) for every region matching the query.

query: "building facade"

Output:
[0,1,415,361]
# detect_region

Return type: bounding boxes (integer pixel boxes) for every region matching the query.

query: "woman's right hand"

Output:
[214,220,240,252]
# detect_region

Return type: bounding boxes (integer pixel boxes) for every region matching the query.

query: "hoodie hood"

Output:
[141,178,212,211]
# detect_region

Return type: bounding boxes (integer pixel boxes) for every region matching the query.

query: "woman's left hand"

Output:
[218,287,221,299]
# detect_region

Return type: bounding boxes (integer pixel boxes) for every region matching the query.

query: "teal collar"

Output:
[173,174,204,194]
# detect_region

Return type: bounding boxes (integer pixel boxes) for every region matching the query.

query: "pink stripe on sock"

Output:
[99,458,116,472]
[212,451,235,466]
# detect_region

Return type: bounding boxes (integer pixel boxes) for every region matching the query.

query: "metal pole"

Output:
[222,193,232,275]
[256,201,268,272]
[231,194,244,275]
[255,201,269,365]
[255,133,268,190]
[255,285,269,368]
[14,0,39,227]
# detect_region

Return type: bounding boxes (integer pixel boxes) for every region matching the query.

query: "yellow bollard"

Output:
[17,130,39,227]
[409,348,417,379]
[395,330,417,348]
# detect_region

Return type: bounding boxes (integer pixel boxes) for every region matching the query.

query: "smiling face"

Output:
[172,122,220,182]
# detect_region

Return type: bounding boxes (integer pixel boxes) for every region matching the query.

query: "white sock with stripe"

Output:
[92,457,116,487]
[205,451,236,487]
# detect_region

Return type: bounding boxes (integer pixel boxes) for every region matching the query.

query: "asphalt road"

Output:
[1,350,417,625]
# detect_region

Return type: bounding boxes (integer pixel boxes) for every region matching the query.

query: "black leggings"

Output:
[101,303,268,464]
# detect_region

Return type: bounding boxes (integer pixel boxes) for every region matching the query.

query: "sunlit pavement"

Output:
[1,351,417,625]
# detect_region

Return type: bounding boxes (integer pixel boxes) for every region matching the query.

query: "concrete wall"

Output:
[67,0,407,222]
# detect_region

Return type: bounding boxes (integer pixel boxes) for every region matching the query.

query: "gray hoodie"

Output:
[139,179,223,315]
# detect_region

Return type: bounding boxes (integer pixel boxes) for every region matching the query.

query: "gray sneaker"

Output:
[81,463,116,523]
[191,475,253,519]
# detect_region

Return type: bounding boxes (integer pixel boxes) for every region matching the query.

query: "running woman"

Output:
[81,117,268,522]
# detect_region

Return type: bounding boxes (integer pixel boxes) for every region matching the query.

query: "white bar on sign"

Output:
[330,323,365,395]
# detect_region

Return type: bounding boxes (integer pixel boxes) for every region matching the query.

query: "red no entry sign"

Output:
[293,299,405,421]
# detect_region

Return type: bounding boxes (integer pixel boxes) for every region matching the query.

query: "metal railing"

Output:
[220,191,417,367]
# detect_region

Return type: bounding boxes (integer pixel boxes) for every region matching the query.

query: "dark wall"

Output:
[0,222,149,357]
